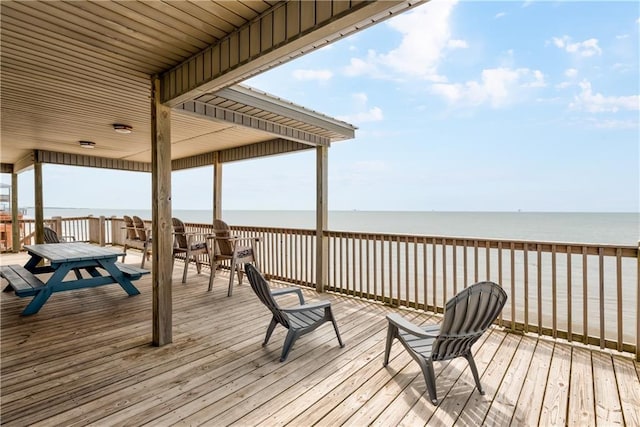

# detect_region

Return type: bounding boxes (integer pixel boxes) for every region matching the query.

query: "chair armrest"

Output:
[271,287,305,305]
[282,300,331,313]
[225,236,262,244]
[386,313,439,338]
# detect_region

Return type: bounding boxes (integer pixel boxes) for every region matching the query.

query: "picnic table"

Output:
[1,243,148,315]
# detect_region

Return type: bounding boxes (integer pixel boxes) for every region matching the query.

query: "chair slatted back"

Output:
[245,264,290,328]
[213,219,234,256]
[132,216,149,242]
[432,281,507,361]
[123,216,138,240]
[43,227,61,243]
[172,218,188,249]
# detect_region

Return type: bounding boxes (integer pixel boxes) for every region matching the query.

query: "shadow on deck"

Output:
[1,251,639,426]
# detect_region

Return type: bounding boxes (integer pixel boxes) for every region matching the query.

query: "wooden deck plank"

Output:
[592,351,624,425]
[511,339,554,426]
[612,355,640,426]
[568,347,596,427]
[483,335,537,425]
[539,342,571,426]
[0,251,637,426]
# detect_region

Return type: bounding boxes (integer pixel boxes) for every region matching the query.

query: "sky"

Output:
[2,0,639,213]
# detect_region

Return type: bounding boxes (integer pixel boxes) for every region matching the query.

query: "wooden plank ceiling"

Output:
[0,1,421,168]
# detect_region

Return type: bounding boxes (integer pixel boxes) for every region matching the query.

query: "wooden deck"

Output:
[1,251,639,426]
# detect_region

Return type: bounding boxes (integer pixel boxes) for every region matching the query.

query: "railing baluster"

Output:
[511,242,516,331]
[599,247,605,349]
[567,246,572,342]
[524,243,529,333]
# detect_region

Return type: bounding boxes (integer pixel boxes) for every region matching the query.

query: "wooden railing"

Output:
[1,217,638,360]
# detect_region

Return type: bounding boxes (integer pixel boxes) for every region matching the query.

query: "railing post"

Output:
[99,216,106,246]
[111,216,118,245]
[87,215,97,244]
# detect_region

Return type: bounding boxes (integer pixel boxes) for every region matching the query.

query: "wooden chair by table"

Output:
[245,264,344,362]
[172,217,211,284]
[210,219,260,296]
[43,226,75,243]
[122,215,150,268]
[384,281,507,405]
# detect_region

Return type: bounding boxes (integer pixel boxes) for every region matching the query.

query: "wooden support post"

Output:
[213,151,222,222]
[34,158,44,244]
[11,170,20,252]
[151,76,173,346]
[110,216,118,245]
[315,145,328,293]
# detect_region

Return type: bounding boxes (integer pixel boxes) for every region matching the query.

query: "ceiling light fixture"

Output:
[113,123,133,134]
[79,140,96,149]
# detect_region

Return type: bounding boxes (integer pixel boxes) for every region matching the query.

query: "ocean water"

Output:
[33,208,638,246]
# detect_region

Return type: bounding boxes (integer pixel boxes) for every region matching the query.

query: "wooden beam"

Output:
[36,150,151,172]
[161,0,425,106]
[1,163,13,174]
[315,145,328,293]
[151,76,173,347]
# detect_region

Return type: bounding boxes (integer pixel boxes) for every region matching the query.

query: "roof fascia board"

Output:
[160,0,426,107]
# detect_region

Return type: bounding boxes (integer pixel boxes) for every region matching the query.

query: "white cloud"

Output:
[430,67,546,108]
[495,12,506,19]
[291,69,333,81]
[337,107,384,124]
[343,1,460,81]
[565,68,578,78]
[552,36,602,57]
[569,80,640,113]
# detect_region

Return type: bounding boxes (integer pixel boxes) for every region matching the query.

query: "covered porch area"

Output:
[1,252,638,426]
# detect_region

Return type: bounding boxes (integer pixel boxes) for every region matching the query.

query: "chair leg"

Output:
[182,252,189,284]
[383,323,397,366]
[236,262,244,284]
[264,318,277,346]
[140,247,146,269]
[195,255,202,274]
[418,359,439,405]
[227,258,237,297]
[465,352,485,395]
[208,262,219,292]
[122,245,128,263]
[280,329,300,362]
[328,308,344,348]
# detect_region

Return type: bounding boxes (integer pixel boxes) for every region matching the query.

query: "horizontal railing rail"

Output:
[1,217,637,360]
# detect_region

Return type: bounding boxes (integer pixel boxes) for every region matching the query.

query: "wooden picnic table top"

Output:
[24,243,125,263]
